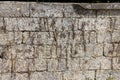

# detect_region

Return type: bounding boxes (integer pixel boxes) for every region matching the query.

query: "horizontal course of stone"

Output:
[0,1,120,80]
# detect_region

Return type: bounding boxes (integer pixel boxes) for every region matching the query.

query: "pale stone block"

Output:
[47,59,66,71]
[68,58,80,71]
[71,43,85,57]
[97,30,112,43]
[47,59,58,71]
[103,43,114,56]
[0,32,13,45]
[58,59,67,71]
[5,18,39,31]
[30,3,63,17]
[89,31,97,43]
[96,70,113,80]
[112,30,120,43]
[47,18,63,31]
[96,70,120,80]
[11,44,35,59]
[2,59,11,73]
[2,73,11,80]
[111,17,120,30]
[0,2,29,17]
[24,32,55,45]
[113,57,120,69]
[27,59,35,71]
[80,57,111,70]
[15,73,28,80]
[14,32,22,44]
[95,18,110,31]
[114,43,120,57]
[71,31,84,44]
[36,44,57,59]
[35,58,47,71]
[62,18,76,31]
[56,44,67,58]
[63,4,95,17]
[63,71,95,80]
[85,43,103,57]
[82,18,96,30]
[15,59,27,72]
[30,72,62,80]
[57,31,69,45]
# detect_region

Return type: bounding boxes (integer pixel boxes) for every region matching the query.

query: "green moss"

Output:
[106,76,115,80]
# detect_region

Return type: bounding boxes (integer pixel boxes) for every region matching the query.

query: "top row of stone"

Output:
[1,2,120,17]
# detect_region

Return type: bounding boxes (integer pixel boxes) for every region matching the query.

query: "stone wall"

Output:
[0,2,120,80]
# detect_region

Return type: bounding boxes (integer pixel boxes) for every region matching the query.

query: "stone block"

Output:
[2,59,11,73]
[35,58,47,71]
[67,58,80,71]
[56,44,67,58]
[11,44,35,59]
[63,71,95,80]
[95,18,110,31]
[103,43,114,56]
[113,57,120,69]
[14,59,27,72]
[30,72,62,80]
[36,44,57,59]
[79,57,111,70]
[96,70,120,80]
[0,32,14,45]
[47,59,58,71]
[47,59,66,71]
[14,73,28,80]
[85,43,103,57]
[97,30,112,43]
[5,18,39,31]
[57,31,69,45]
[71,43,85,57]
[30,3,63,17]
[2,73,11,80]
[0,2,29,17]
[47,18,63,31]
[62,18,76,31]
[63,4,96,18]
[112,30,120,43]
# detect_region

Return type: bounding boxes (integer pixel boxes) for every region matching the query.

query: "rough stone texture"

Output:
[0,2,120,80]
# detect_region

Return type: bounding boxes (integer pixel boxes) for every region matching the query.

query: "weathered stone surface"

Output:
[35,58,47,71]
[96,70,120,80]
[30,72,62,80]
[47,58,67,71]
[30,3,63,17]
[63,4,96,18]
[79,57,111,70]
[85,43,103,57]
[1,73,11,80]
[0,2,29,17]
[63,71,95,80]
[14,59,28,72]
[2,59,11,73]
[10,44,35,59]
[5,18,39,31]
[113,57,120,69]
[0,2,120,80]
[112,30,120,42]
[14,73,28,80]
[68,58,80,71]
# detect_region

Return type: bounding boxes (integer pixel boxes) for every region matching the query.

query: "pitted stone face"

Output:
[0,2,120,80]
